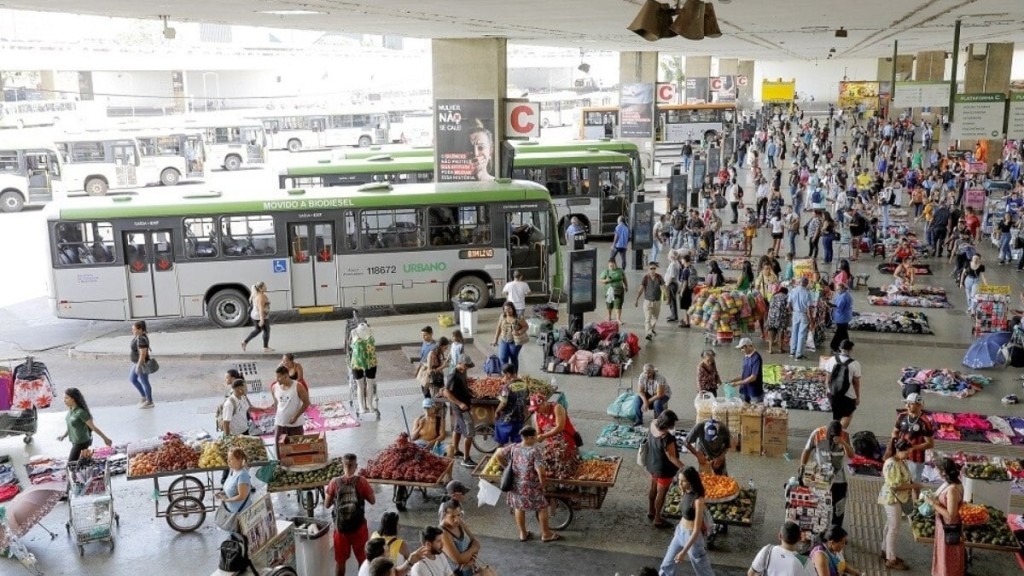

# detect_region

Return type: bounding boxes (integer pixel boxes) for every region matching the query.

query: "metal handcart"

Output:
[65,457,119,555]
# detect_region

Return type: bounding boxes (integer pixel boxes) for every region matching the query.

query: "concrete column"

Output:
[684,55,712,104]
[0,72,5,102]
[171,71,188,114]
[964,42,1014,94]
[915,51,946,81]
[718,58,737,76]
[619,51,658,176]
[39,70,57,99]
[77,71,95,101]
[737,60,755,108]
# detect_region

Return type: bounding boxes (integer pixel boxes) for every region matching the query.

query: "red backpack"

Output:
[601,363,621,378]
[624,333,641,358]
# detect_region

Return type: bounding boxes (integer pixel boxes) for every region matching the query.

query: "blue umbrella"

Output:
[962,331,1011,369]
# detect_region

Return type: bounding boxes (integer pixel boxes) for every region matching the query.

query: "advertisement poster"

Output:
[964,187,986,211]
[685,77,709,104]
[761,80,796,103]
[1006,92,1024,140]
[435,99,495,182]
[619,83,654,138]
[710,76,737,103]
[837,81,880,113]
[951,93,1006,139]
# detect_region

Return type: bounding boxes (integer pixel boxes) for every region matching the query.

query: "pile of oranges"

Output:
[959,503,989,526]
[700,473,739,500]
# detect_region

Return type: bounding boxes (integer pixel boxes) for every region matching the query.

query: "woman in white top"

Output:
[271,365,310,446]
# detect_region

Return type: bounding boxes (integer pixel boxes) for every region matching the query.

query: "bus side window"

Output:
[183,217,219,259]
[428,206,459,246]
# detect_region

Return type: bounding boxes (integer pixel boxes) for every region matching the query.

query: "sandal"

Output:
[519,531,533,542]
[541,533,562,542]
[652,520,672,529]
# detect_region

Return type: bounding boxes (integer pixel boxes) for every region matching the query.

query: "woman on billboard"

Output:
[469,121,495,181]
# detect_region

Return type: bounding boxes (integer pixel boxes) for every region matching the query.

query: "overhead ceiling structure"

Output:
[2,0,1024,60]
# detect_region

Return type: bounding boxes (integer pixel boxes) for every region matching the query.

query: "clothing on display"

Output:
[868,284,951,308]
[898,367,991,399]
[762,364,830,412]
[848,311,933,334]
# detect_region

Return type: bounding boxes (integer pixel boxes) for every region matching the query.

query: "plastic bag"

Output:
[606,392,636,419]
[477,479,501,506]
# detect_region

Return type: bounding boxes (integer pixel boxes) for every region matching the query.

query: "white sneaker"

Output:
[140,401,155,409]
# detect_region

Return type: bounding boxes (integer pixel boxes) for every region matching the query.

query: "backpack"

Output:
[671,210,687,231]
[483,354,502,376]
[215,396,234,433]
[553,340,577,362]
[573,326,601,351]
[736,185,744,199]
[219,532,258,575]
[851,430,882,461]
[331,476,365,533]
[810,188,823,204]
[601,363,621,378]
[829,356,854,397]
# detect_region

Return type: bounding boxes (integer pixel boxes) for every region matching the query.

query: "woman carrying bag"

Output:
[491,302,528,374]
[242,281,273,352]
[496,426,558,543]
[214,447,254,531]
[878,440,921,570]
[924,458,966,576]
[419,337,451,399]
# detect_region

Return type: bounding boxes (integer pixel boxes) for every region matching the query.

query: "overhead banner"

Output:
[837,81,880,113]
[710,76,737,103]
[761,80,796,103]
[619,83,654,138]
[435,99,496,182]
[951,93,1006,139]
[894,81,950,108]
[1006,92,1024,140]
[685,77,709,104]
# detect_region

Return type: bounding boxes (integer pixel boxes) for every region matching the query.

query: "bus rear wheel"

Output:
[358,136,372,148]
[85,178,108,196]
[0,191,24,213]
[450,276,490,310]
[208,289,249,328]
[223,155,242,171]
[160,168,181,186]
[287,139,302,153]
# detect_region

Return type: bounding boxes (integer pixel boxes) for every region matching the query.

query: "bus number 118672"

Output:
[367,265,397,275]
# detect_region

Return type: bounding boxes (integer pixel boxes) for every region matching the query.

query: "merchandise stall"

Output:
[784,478,833,551]
[361,433,454,511]
[867,284,951,308]
[761,364,830,412]
[973,285,1012,335]
[264,457,345,518]
[126,431,269,532]
[892,408,1024,446]
[897,367,992,399]
[661,475,757,545]
[910,505,1019,565]
[848,311,933,334]
[466,375,556,455]
[686,288,766,347]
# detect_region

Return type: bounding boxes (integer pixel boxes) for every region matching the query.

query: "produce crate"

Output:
[762,411,789,457]
[279,434,327,468]
[740,413,763,455]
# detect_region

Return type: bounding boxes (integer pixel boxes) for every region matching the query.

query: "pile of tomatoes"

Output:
[361,433,451,483]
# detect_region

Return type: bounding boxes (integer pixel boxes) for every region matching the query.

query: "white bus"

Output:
[530,91,584,128]
[56,133,202,196]
[46,180,563,327]
[387,110,433,147]
[252,109,390,152]
[134,130,208,185]
[194,122,267,171]
[0,143,63,212]
[0,100,104,129]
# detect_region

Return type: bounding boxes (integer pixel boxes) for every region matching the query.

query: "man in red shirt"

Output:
[325,453,376,576]
[964,207,982,242]
[884,393,934,499]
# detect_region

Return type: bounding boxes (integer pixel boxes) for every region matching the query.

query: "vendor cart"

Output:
[662,483,758,546]
[0,356,57,445]
[65,458,119,555]
[469,398,500,454]
[472,456,621,530]
[0,408,37,445]
[128,466,220,532]
[267,476,329,518]
[365,459,455,512]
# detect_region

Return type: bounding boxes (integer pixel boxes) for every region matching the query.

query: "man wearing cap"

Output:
[823,340,862,429]
[728,338,764,404]
[798,420,854,528]
[830,281,853,354]
[442,354,477,468]
[411,397,447,454]
[684,418,731,475]
[884,393,934,498]
[437,480,469,525]
[634,261,667,341]
[787,276,812,360]
[631,363,671,427]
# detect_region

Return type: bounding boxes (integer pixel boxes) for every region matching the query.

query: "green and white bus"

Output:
[336,146,435,161]
[46,180,562,327]
[501,139,645,190]
[0,141,63,212]
[279,156,434,189]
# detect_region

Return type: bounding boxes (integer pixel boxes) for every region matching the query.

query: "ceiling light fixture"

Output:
[258,10,323,15]
[628,0,722,42]
[577,49,591,73]
[834,27,848,38]
[159,15,176,40]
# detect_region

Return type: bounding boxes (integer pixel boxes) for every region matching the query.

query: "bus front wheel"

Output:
[223,155,242,171]
[287,139,302,153]
[357,136,372,148]
[0,191,24,213]
[208,289,249,328]
[160,168,181,186]
[85,178,108,196]
[450,276,490,310]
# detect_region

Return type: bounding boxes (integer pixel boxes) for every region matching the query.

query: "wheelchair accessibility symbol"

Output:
[273,259,288,273]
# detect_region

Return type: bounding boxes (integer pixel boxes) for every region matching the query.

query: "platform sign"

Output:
[656,82,677,104]
[894,81,950,108]
[1006,92,1024,139]
[504,99,540,139]
[567,248,597,315]
[951,93,1006,139]
[964,186,986,211]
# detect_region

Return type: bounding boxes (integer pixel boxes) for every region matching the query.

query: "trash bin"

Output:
[453,299,479,337]
[288,517,332,576]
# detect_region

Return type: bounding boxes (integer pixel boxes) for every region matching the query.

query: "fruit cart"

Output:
[265,459,344,518]
[362,434,456,511]
[662,481,757,545]
[472,455,621,530]
[910,505,1021,565]
[466,377,559,455]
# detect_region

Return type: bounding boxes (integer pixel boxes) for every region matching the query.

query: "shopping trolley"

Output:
[65,458,119,556]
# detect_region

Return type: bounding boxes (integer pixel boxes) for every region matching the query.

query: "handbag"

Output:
[512,319,530,346]
[573,431,584,447]
[214,492,251,531]
[499,452,515,492]
[143,357,160,374]
[943,521,962,545]
[636,432,650,468]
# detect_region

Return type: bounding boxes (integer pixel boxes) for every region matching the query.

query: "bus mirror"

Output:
[287,189,306,196]
[356,182,393,193]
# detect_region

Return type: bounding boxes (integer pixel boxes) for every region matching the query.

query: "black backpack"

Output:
[331,476,365,533]
[851,430,882,460]
[829,356,854,397]
[671,210,687,231]
[219,532,258,575]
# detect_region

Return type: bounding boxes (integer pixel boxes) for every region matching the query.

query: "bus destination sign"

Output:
[460,248,495,259]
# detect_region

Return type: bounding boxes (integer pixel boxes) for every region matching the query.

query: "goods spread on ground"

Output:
[268,458,345,489]
[849,311,933,334]
[545,322,640,378]
[361,433,452,484]
[0,455,21,502]
[868,284,951,308]
[762,365,830,412]
[468,375,555,400]
[662,484,756,525]
[248,400,359,437]
[911,506,1018,549]
[898,367,991,399]
[687,289,767,338]
[912,410,1024,445]
[877,262,933,276]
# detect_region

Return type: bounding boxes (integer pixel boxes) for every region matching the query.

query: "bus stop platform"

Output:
[68,309,481,360]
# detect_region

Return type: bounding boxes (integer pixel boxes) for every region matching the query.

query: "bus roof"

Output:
[509,149,632,167]
[340,147,433,160]
[507,140,639,155]
[51,180,551,221]
[54,131,138,143]
[282,155,435,176]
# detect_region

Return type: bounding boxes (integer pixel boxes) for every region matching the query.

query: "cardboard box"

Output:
[762,414,789,437]
[762,431,788,457]
[740,413,763,455]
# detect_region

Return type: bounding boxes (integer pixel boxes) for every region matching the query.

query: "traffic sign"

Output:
[273,259,288,273]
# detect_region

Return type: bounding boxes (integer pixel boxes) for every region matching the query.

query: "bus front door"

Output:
[598,167,629,234]
[310,117,328,148]
[25,151,54,203]
[505,210,549,294]
[123,230,180,318]
[111,142,139,187]
[288,222,339,309]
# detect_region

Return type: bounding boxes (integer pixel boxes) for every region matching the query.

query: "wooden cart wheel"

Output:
[165,495,206,532]
[546,497,573,530]
[472,423,499,454]
[168,475,206,502]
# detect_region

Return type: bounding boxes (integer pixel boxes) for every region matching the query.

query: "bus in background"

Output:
[0,142,63,212]
[56,133,199,196]
[387,110,433,146]
[529,91,584,128]
[134,130,208,185]
[253,109,390,152]
[279,155,434,189]
[0,100,104,129]
[190,121,266,171]
[577,102,737,144]
[45,181,561,327]
[501,139,645,191]
[506,150,634,237]
[336,145,434,161]
[578,106,620,139]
